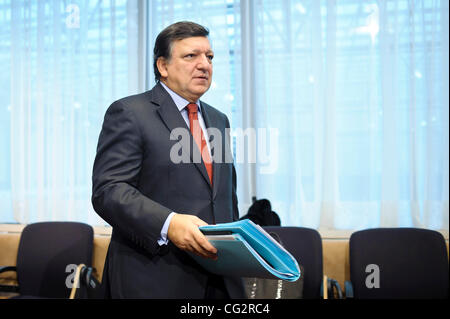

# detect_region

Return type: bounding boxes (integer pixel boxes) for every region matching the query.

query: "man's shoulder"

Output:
[109,84,165,112]
[113,91,152,109]
[200,100,229,122]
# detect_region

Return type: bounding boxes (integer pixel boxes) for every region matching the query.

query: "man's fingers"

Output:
[189,238,217,259]
[190,230,217,259]
[192,216,209,227]
[167,213,218,259]
[194,228,217,253]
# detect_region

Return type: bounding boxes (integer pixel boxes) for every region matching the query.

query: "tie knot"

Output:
[187,103,198,114]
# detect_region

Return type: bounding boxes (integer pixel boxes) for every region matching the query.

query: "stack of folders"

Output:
[192,219,301,282]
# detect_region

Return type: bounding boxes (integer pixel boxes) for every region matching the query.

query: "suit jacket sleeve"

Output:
[92,100,172,255]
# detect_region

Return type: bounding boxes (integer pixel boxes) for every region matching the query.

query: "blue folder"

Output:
[191,220,301,282]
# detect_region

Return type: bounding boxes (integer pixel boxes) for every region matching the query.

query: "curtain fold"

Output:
[7,0,140,224]
[248,0,448,230]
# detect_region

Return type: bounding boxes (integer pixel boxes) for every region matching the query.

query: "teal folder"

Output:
[191,220,301,282]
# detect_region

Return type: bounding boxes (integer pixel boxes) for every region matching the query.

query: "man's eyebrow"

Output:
[188,49,214,54]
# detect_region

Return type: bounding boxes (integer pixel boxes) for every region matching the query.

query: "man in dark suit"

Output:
[92,21,245,298]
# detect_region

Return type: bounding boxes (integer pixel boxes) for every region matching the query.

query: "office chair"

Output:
[243,226,342,299]
[345,228,449,299]
[0,221,99,299]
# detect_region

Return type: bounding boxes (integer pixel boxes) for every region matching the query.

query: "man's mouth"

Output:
[194,75,209,81]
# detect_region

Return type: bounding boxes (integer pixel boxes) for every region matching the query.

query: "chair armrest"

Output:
[320,275,344,299]
[344,281,354,299]
[80,266,100,290]
[328,278,343,299]
[0,266,17,274]
[0,266,19,293]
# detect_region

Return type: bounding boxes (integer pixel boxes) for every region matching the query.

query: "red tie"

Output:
[187,103,213,185]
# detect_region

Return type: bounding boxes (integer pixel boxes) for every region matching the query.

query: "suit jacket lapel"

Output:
[151,83,212,188]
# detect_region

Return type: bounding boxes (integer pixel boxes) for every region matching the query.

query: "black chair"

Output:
[345,228,449,299]
[0,221,99,299]
[260,226,342,299]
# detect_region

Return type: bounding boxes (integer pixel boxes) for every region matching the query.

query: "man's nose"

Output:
[196,54,211,70]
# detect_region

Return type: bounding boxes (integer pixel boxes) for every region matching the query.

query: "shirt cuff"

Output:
[157,212,176,246]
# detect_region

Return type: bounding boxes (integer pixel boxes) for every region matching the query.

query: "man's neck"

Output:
[159,81,201,113]
[159,80,200,103]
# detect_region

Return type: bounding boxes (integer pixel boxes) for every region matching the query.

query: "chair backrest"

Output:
[264,226,323,299]
[16,222,94,298]
[349,228,449,299]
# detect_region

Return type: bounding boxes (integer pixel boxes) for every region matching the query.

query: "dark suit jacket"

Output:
[92,82,245,298]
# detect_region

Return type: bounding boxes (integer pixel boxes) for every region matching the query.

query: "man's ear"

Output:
[157,57,169,79]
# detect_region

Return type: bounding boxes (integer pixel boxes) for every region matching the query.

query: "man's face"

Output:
[158,36,214,102]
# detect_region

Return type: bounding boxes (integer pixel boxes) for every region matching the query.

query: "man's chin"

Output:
[190,85,211,97]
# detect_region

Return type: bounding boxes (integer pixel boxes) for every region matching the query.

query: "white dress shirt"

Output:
[157,81,212,245]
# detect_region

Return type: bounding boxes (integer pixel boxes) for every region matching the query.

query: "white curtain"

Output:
[2,0,448,231]
[7,0,141,224]
[245,0,448,230]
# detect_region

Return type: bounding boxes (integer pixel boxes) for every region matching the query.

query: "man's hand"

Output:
[167,214,218,260]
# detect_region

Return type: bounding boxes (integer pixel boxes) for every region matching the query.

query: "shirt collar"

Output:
[160,81,201,114]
